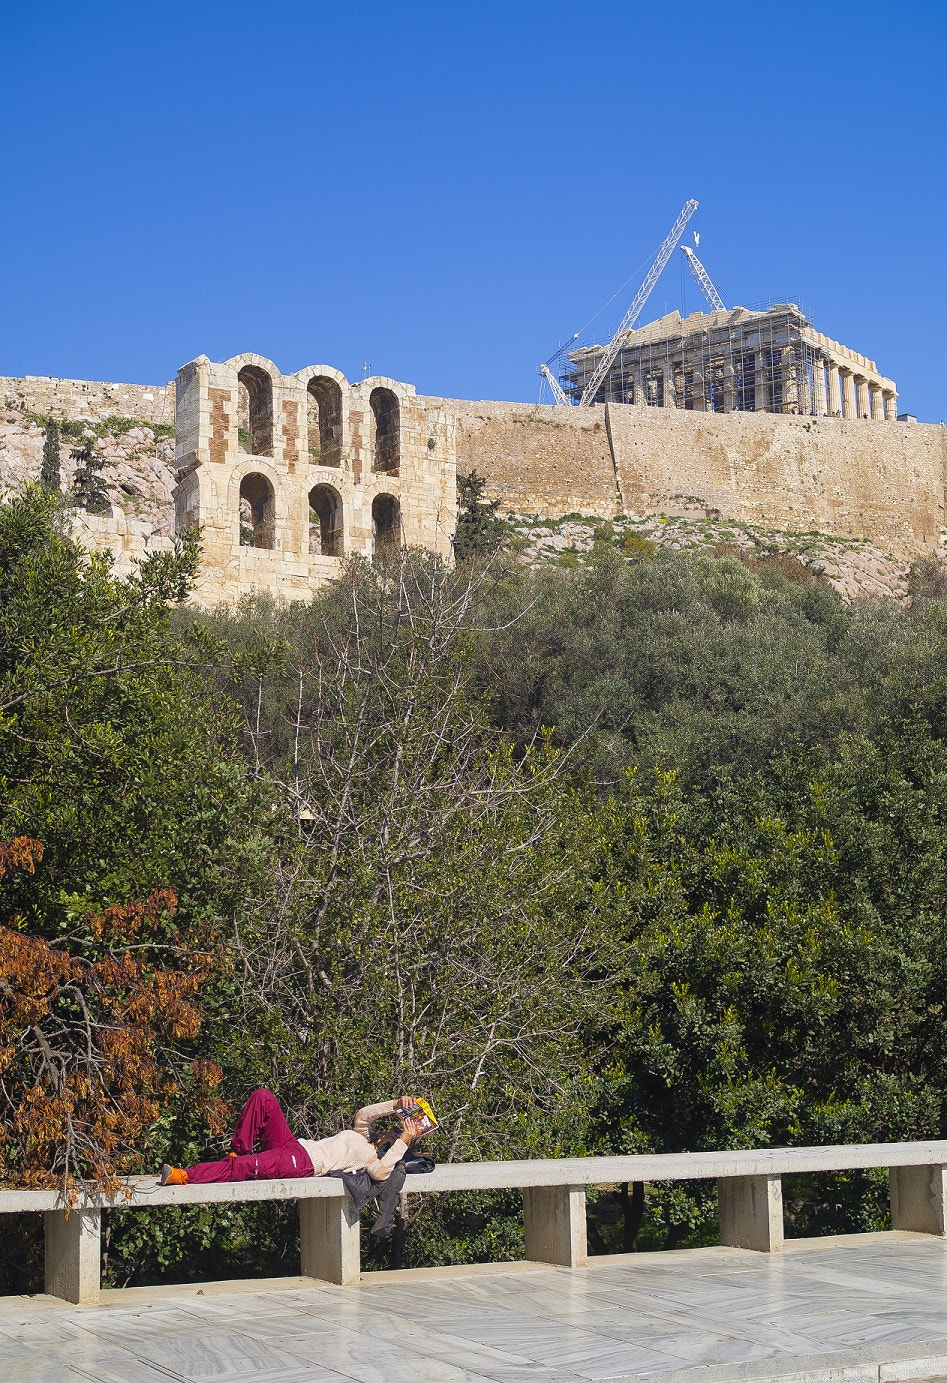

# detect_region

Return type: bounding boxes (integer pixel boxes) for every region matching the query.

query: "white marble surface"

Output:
[4,1237,947,1381]
[10,1139,947,1211]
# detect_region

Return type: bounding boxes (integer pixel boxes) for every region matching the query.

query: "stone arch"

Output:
[370,387,400,474]
[239,471,276,549]
[372,493,401,557]
[237,364,274,457]
[309,484,343,557]
[307,375,343,467]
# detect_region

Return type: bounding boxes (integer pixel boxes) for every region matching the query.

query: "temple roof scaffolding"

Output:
[564,305,898,420]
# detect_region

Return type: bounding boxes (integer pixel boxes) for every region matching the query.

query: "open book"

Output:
[399,1097,437,1135]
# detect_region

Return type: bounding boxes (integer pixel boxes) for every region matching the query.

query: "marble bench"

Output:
[10,1138,947,1305]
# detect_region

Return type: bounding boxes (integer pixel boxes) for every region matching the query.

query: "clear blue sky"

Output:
[2,2,945,419]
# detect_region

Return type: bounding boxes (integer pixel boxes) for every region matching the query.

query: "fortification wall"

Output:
[605,404,946,556]
[0,375,174,425]
[444,398,619,518]
[450,397,947,557]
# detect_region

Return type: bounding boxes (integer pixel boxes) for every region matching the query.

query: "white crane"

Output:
[575,199,699,407]
[539,361,572,407]
[681,244,727,312]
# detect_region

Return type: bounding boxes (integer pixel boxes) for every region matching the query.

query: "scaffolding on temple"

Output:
[557,295,900,420]
[563,304,822,415]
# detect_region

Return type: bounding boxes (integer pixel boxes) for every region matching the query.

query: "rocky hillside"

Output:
[0,409,175,535]
[507,512,916,604]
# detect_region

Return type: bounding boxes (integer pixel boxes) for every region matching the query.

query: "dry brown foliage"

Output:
[0,838,229,1192]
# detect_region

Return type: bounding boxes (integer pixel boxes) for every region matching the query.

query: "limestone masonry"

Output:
[173,353,456,603]
[0,353,944,605]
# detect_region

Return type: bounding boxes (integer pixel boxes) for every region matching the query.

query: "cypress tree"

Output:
[40,419,61,493]
[452,470,507,561]
[70,440,110,515]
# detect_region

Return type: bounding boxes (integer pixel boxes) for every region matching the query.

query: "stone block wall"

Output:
[605,404,946,556]
[0,375,175,426]
[446,398,619,518]
[452,396,947,559]
[70,510,176,576]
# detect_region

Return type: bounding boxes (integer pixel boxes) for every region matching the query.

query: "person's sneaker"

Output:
[160,1164,188,1186]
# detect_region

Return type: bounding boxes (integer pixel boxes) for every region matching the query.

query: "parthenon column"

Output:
[812,358,828,415]
[883,391,898,420]
[870,386,884,420]
[756,352,769,412]
[826,361,842,416]
[841,370,857,419]
[663,365,676,409]
[779,348,797,413]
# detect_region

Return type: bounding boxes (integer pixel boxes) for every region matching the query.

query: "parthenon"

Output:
[565,304,899,420]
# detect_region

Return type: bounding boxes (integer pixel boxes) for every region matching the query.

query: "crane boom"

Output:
[682,244,726,312]
[577,199,699,407]
[539,362,572,407]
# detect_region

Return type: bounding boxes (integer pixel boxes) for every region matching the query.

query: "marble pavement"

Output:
[3,1233,947,1383]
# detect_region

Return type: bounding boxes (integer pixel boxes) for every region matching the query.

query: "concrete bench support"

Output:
[523,1184,587,1267]
[299,1195,360,1285]
[890,1164,947,1236]
[45,1208,101,1305]
[718,1175,784,1252]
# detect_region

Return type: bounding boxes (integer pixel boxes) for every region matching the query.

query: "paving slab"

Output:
[4,1238,947,1381]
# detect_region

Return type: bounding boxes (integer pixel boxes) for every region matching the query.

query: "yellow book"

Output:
[400,1097,437,1135]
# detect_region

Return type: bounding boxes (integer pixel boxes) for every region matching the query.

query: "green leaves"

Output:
[0,486,267,950]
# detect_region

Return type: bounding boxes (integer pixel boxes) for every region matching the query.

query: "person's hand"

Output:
[397,1095,419,1112]
[399,1116,423,1142]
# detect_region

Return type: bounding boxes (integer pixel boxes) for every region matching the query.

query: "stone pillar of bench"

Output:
[718,1175,783,1252]
[523,1185,587,1268]
[299,1195,360,1285]
[44,1208,101,1305]
[890,1165,947,1235]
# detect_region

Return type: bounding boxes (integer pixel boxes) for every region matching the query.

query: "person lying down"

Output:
[160,1088,426,1186]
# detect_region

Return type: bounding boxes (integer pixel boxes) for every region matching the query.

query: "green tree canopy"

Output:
[69,439,110,514]
[40,418,61,493]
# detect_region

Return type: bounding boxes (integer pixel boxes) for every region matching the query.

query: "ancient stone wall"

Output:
[444,398,619,518]
[0,375,175,426]
[450,396,947,558]
[605,404,946,556]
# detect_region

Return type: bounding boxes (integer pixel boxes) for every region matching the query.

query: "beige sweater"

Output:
[298,1100,409,1182]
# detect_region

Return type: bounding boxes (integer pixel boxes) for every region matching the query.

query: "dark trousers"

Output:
[185,1088,314,1184]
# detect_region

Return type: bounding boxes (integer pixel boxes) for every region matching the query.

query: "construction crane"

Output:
[539,361,572,407]
[575,198,699,407]
[682,243,727,312]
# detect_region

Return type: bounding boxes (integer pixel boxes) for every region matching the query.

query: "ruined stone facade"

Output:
[173,354,456,603]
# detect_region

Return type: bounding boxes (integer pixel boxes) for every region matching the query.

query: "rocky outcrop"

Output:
[0,412,175,535]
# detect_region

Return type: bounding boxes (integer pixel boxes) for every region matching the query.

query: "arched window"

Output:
[309,484,343,557]
[307,376,343,468]
[237,365,274,457]
[239,472,275,549]
[370,387,400,474]
[372,494,400,558]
